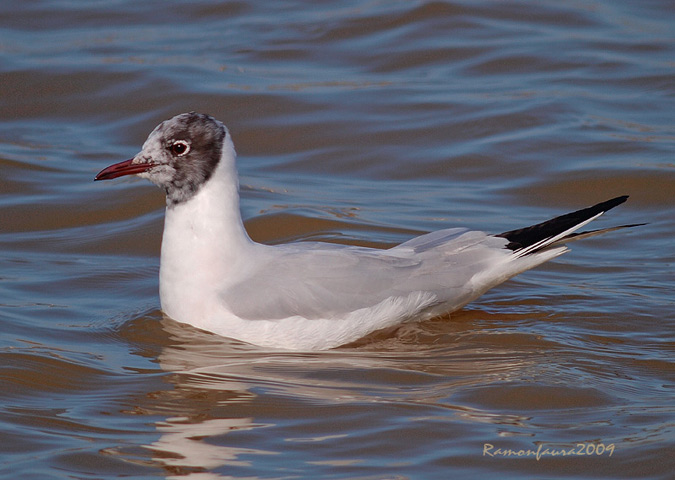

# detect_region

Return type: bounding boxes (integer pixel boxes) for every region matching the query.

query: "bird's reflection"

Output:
[141,312,539,477]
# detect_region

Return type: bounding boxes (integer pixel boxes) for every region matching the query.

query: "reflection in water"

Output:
[151,417,270,471]
[145,315,538,476]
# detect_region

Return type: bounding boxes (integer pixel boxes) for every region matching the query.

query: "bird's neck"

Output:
[159,150,254,317]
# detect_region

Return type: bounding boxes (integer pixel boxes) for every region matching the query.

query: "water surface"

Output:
[1,1,673,478]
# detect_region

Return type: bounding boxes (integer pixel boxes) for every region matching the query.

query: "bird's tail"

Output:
[496,195,642,258]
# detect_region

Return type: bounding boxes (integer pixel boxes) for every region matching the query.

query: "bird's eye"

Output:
[170,140,190,156]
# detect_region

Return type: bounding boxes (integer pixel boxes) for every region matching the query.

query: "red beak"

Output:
[94,158,152,181]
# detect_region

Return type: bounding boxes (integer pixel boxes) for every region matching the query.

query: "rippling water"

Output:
[1,1,673,478]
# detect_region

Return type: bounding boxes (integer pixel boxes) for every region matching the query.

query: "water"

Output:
[1,0,673,478]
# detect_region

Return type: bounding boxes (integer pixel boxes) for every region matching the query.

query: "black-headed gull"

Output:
[96,112,635,350]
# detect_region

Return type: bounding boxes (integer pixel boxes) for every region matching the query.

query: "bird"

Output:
[95,112,637,350]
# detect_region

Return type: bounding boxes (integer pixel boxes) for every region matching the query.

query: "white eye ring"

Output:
[170,140,190,156]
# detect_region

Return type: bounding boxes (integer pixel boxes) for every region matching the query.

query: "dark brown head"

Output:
[95,112,230,205]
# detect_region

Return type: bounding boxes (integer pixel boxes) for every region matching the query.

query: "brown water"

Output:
[1,1,673,478]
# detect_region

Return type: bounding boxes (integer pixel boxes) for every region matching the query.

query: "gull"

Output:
[95,112,636,350]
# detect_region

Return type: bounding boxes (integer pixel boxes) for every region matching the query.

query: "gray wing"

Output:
[221,228,508,321]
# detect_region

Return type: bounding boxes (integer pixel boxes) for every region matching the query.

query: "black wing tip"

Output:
[596,195,629,212]
[497,195,632,253]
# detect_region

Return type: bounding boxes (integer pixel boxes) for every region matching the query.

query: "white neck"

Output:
[158,140,255,320]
